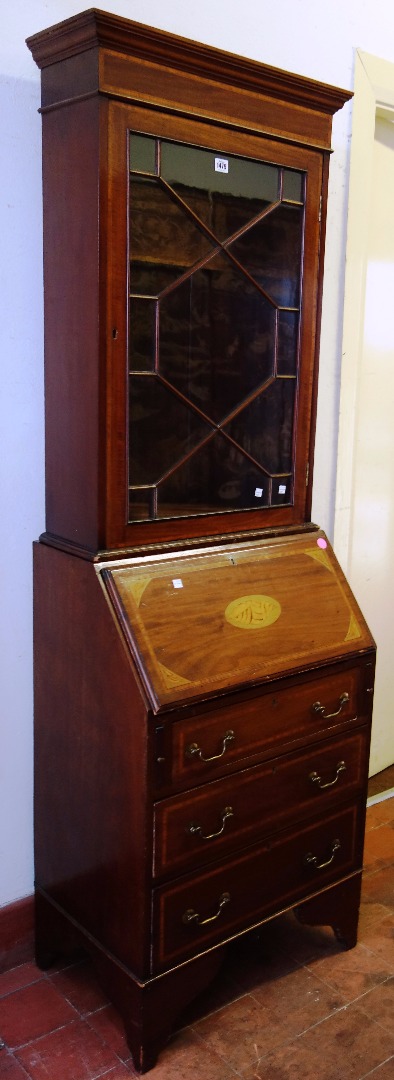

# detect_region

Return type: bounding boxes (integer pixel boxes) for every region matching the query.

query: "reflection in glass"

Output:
[157,432,269,517]
[282,169,303,203]
[161,141,279,242]
[271,476,292,505]
[228,204,303,306]
[129,133,156,174]
[129,377,211,485]
[128,488,154,520]
[129,178,215,294]
[224,377,296,474]
[159,254,275,423]
[277,310,299,376]
[161,142,279,202]
[129,298,156,371]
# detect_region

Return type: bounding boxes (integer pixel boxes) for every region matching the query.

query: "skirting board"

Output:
[367,787,394,807]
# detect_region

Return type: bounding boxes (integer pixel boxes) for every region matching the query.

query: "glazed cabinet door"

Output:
[105,101,326,549]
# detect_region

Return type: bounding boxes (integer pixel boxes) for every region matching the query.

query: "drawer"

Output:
[153,727,369,878]
[161,665,365,789]
[152,801,363,970]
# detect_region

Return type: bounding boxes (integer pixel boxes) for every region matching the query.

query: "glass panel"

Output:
[161,142,279,200]
[131,264,182,299]
[157,432,269,517]
[129,376,212,485]
[224,377,296,474]
[271,476,292,505]
[161,142,279,242]
[282,169,304,203]
[129,177,215,294]
[228,203,303,306]
[159,252,275,423]
[129,298,156,371]
[128,488,154,520]
[129,133,157,174]
[277,310,299,375]
[128,135,304,523]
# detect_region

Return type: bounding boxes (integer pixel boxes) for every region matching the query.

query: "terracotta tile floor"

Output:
[1,797,394,1079]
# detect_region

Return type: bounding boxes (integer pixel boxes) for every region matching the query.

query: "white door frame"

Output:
[334,50,394,571]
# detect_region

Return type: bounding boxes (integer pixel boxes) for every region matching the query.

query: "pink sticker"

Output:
[317,537,327,549]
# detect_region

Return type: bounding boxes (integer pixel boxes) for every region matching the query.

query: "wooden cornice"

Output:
[27,8,352,116]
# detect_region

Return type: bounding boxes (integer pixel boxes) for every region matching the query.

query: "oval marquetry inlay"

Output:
[225,594,281,630]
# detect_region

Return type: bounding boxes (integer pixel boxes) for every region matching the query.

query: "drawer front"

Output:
[153,728,369,878]
[164,666,364,788]
[152,801,363,970]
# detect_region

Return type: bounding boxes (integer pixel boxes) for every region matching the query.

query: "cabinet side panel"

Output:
[33,542,151,976]
[41,98,104,550]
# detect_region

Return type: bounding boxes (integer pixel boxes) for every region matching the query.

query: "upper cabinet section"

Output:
[27,10,352,556]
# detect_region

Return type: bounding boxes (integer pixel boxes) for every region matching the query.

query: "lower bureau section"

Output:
[152,800,364,970]
[32,541,375,1073]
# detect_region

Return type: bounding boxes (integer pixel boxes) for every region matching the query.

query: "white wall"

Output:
[1,0,394,909]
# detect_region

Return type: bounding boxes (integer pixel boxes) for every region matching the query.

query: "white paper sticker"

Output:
[254,487,263,498]
[172,578,183,589]
[278,484,287,495]
[215,157,229,174]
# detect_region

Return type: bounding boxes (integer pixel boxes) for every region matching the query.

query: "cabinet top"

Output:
[27,8,351,125]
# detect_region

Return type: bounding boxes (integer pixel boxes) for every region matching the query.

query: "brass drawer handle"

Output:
[309,761,346,790]
[186,730,235,762]
[182,891,231,926]
[304,838,341,871]
[188,806,234,841]
[312,692,349,720]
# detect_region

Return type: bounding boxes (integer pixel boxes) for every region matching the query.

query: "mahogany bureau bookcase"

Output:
[27,10,375,1072]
